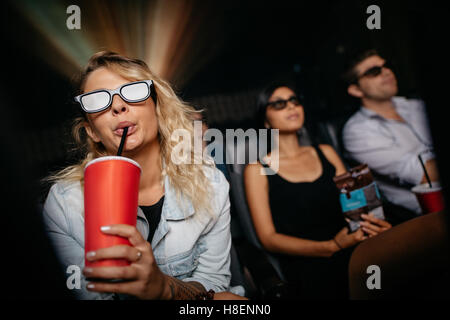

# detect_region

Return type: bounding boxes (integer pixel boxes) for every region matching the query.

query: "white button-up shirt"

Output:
[343,96,434,214]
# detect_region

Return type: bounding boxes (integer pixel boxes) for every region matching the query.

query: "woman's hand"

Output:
[82,224,169,299]
[359,213,392,237]
[333,226,366,250]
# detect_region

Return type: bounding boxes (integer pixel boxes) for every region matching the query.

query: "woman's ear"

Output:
[264,121,270,129]
[84,121,101,143]
[347,84,364,98]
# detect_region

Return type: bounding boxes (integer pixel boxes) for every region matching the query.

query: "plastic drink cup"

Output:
[411,182,445,214]
[84,156,141,267]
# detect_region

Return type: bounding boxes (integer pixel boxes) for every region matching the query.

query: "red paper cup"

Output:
[84,156,141,267]
[411,182,445,214]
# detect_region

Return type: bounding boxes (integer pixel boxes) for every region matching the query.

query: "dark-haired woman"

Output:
[244,83,391,299]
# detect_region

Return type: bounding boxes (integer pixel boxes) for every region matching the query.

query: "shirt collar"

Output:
[160,173,195,221]
[359,106,381,119]
[359,96,405,120]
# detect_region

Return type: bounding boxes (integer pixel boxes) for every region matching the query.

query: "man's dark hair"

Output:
[342,49,380,86]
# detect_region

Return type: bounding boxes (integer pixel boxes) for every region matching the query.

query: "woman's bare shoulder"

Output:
[318,144,339,159]
[318,144,347,174]
[244,161,266,180]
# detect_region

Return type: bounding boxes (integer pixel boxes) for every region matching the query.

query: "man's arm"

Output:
[343,123,434,186]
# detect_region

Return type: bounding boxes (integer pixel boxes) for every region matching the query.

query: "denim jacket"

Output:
[42,166,231,300]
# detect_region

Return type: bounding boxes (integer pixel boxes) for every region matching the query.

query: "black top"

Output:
[139,196,164,243]
[262,145,351,299]
[265,145,346,241]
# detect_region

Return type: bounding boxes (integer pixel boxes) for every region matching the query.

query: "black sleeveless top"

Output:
[264,145,346,241]
[262,145,351,299]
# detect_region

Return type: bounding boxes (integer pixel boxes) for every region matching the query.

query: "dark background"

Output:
[2,0,445,191]
[1,0,448,299]
[1,1,437,120]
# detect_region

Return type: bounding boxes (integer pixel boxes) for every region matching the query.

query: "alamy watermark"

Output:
[66,265,81,290]
[171,121,280,175]
[366,265,381,290]
[66,5,81,30]
[366,5,381,30]
[66,4,380,31]
[67,263,382,291]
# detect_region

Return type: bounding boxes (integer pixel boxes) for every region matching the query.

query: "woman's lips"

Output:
[114,125,136,136]
[287,114,300,120]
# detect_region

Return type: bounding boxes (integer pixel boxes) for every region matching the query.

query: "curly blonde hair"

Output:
[46,51,214,217]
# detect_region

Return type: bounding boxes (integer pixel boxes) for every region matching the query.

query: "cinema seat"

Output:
[224,139,283,298]
[224,128,315,298]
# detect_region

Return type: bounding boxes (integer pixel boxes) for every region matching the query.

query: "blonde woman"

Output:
[43,51,234,300]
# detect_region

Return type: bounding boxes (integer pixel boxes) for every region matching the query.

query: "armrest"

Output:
[349,211,450,299]
[233,239,289,299]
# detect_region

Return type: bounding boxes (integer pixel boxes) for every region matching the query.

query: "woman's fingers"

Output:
[83,225,155,294]
[86,279,142,294]
[361,226,377,237]
[86,245,143,263]
[360,212,392,237]
[360,220,381,232]
[83,265,138,280]
[354,228,367,241]
[100,224,146,246]
[339,226,349,235]
[361,213,392,229]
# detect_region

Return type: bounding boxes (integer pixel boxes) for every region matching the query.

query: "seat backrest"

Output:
[225,131,312,282]
[316,114,356,169]
[228,171,286,281]
[225,133,263,248]
[229,241,256,297]
[229,171,264,249]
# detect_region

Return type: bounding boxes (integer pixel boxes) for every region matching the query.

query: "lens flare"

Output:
[12,0,223,86]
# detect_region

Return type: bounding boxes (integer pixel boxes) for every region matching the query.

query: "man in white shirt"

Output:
[342,50,439,214]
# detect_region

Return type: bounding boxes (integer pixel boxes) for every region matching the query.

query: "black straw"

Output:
[117,127,128,156]
[418,154,432,188]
